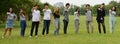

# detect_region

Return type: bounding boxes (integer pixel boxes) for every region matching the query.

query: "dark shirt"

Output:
[53,13,60,19]
[96,8,106,20]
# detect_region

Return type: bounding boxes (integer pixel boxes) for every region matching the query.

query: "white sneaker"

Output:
[2,36,4,38]
[35,36,38,38]
[29,36,32,38]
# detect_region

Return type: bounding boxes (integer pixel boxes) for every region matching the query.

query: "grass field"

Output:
[0,15,120,44]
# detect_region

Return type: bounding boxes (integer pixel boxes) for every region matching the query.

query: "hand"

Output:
[98,8,101,10]
[109,9,111,12]
[101,18,103,20]
[43,9,46,12]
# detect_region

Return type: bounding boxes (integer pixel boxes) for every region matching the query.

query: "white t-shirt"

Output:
[43,9,52,20]
[32,10,40,22]
[7,12,17,21]
[74,12,79,20]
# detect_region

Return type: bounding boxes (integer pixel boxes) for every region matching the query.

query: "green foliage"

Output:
[0,0,54,23]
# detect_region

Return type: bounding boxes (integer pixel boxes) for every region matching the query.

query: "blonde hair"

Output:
[54,7,60,15]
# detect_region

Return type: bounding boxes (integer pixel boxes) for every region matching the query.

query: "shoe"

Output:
[29,36,32,38]
[2,36,4,38]
[35,36,38,38]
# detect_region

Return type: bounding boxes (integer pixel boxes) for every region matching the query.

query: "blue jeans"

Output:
[42,20,50,35]
[109,17,116,33]
[6,19,14,28]
[54,18,60,35]
[20,20,26,36]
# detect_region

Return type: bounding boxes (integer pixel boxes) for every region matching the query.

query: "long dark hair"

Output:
[19,8,26,15]
[111,6,116,11]
[8,7,14,13]
[75,7,80,14]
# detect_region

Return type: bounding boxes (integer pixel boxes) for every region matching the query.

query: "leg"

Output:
[63,20,68,34]
[2,28,8,38]
[63,20,66,34]
[20,21,24,37]
[30,22,35,36]
[42,20,47,35]
[101,20,106,34]
[23,21,26,36]
[75,20,79,34]
[35,22,39,36]
[90,22,94,33]
[54,19,58,35]
[112,19,116,33]
[8,28,12,37]
[57,19,60,34]
[86,21,90,34]
[110,19,112,33]
[66,21,68,34]
[97,20,101,34]
[46,20,50,35]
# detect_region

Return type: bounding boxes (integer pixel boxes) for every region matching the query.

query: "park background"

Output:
[0,0,120,44]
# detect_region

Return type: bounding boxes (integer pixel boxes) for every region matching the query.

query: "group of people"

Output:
[2,3,117,38]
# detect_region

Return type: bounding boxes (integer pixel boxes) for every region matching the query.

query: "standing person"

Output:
[109,6,116,34]
[96,3,106,34]
[2,8,17,38]
[74,7,80,34]
[53,7,60,35]
[30,4,41,37]
[63,3,70,34]
[85,4,94,34]
[42,3,52,36]
[19,8,27,37]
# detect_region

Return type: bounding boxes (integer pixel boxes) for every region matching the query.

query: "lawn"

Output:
[0,15,120,44]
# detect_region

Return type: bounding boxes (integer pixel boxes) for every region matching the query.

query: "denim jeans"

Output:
[42,20,50,35]
[54,18,60,35]
[20,20,26,36]
[109,17,116,33]
[63,20,69,34]
[74,19,80,34]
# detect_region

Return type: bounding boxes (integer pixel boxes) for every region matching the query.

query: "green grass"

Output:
[0,15,120,44]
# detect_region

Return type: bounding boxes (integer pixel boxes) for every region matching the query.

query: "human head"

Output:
[54,7,59,14]
[44,3,49,9]
[8,7,13,13]
[100,3,105,8]
[65,3,70,9]
[34,4,39,10]
[111,6,116,11]
[75,7,80,14]
[86,4,90,9]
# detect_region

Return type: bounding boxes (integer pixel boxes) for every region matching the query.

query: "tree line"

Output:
[0,0,119,23]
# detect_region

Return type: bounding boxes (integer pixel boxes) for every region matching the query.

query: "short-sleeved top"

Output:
[32,10,40,22]
[109,10,116,19]
[85,10,92,21]
[63,9,69,22]
[53,13,60,19]
[7,12,17,21]
[20,14,26,21]
[74,12,79,20]
[43,9,52,20]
